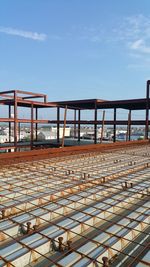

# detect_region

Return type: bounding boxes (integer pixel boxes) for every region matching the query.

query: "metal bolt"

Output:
[102,256,109,267]
[58,236,64,252]
[83,173,86,179]
[26,222,32,233]
[33,225,38,231]
[125,181,128,188]
[103,177,106,183]
[66,240,72,250]
[1,209,6,219]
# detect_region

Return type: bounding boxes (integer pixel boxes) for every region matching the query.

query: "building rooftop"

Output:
[51,97,150,110]
[0,142,149,266]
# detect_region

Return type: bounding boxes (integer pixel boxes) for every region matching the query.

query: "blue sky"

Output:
[0,0,150,101]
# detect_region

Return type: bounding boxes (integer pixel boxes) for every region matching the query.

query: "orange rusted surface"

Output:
[0,140,149,166]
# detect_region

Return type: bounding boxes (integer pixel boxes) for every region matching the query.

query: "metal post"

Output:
[35,107,38,141]
[62,106,67,147]
[18,122,21,142]
[126,110,131,141]
[14,91,18,152]
[129,110,131,141]
[113,108,116,142]
[94,102,97,144]
[57,107,60,144]
[100,111,105,143]
[9,105,11,143]
[74,109,77,139]
[31,104,34,150]
[44,95,47,103]
[145,80,150,139]
[78,109,81,142]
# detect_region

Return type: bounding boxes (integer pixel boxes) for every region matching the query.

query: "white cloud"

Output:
[129,39,150,54]
[0,26,47,41]
[115,14,150,41]
[111,14,150,69]
[66,14,150,73]
[71,14,150,48]
[130,39,144,50]
[116,15,150,50]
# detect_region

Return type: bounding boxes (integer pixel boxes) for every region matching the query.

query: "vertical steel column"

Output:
[78,109,81,142]
[18,122,21,142]
[57,107,60,144]
[94,102,97,144]
[35,107,38,141]
[31,103,34,150]
[62,106,67,147]
[100,110,105,143]
[113,108,116,142]
[74,109,77,139]
[145,80,150,139]
[128,110,131,141]
[126,110,131,141]
[14,91,18,152]
[44,95,47,103]
[9,105,11,143]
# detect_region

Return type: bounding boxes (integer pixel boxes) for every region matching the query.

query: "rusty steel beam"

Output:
[126,110,131,141]
[74,109,77,138]
[126,110,131,142]
[16,98,57,107]
[51,98,150,110]
[16,89,47,97]
[113,108,116,142]
[0,140,148,166]
[100,110,105,143]
[94,102,97,144]
[35,107,38,141]
[8,105,11,143]
[0,90,15,94]
[22,95,46,100]
[14,91,18,152]
[62,105,67,147]
[78,109,81,142]
[145,80,150,139]
[18,122,21,142]
[0,118,149,125]
[31,103,34,149]
[45,119,150,125]
[0,93,14,99]
[57,107,60,143]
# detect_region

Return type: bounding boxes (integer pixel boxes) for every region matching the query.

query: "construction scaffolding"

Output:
[0,143,150,267]
[0,80,150,152]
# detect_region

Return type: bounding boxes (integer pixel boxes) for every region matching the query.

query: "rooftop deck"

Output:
[0,142,149,266]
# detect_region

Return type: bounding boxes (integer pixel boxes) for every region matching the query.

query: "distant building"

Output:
[51,127,71,138]
[37,127,71,140]
[37,131,54,140]
[0,135,8,143]
[0,129,8,143]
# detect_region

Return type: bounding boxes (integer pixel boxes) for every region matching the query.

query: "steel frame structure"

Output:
[0,143,150,266]
[0,80,150,152]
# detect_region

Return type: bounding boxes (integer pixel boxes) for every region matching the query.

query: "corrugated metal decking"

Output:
[0,144,150,266]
